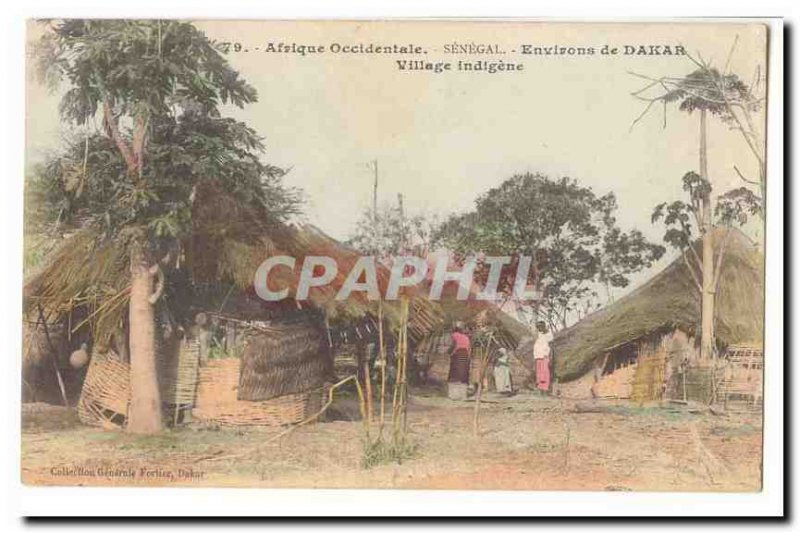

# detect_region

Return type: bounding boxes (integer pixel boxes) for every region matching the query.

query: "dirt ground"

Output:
[20,391,762,491]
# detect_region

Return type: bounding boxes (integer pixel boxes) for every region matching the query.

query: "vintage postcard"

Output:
[22,19,770,493]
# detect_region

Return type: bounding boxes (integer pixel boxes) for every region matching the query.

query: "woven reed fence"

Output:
[78,337,201,429]
[631,349,668,403]
[158,337,201,424]
[683,365,714,404]
[718,344,763,411]
[193,358,325,426]
[77,352,130,429]
[415,333,453,383]
[238,320,328,401]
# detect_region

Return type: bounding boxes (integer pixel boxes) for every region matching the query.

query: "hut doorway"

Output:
[591,343,638,399]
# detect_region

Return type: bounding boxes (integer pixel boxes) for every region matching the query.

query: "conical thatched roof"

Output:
[552,228,764,382]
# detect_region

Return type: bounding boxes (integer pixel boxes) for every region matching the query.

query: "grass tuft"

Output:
[361,437,418,469]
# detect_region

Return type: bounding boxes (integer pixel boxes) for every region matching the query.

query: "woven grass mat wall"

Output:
[193,358,324,426]
[594,364,636,399]
[238,321,328,401]
[631,350,668,403]
[157,336,201,406]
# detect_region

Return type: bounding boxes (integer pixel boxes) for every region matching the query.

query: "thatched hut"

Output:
[552,228,763,403]
[23,219,444,428]
[411,282,533,389]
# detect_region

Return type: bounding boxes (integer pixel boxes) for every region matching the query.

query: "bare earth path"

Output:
[21,392,762,491]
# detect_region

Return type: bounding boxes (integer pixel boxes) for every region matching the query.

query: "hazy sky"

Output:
[25,20,767,298]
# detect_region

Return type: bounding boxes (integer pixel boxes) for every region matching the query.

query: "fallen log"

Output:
[571,402,615,413]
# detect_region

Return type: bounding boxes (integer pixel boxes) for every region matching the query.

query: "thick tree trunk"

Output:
[699,109,716,361]
[127,239,164,434]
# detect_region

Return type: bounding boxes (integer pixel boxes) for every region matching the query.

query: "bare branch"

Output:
[723,35,740,74]
[102,99,137,175]
[629,98,658,132]
[629,77,662,97]
[749,64,762,99]
[733,165,760,186]
[688,238,704,273]
[681,249,703,293]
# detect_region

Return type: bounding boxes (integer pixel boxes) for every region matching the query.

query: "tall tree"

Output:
[631,61,762,360]
[652,173,761,349]
[631,55,765,205]
[433,173,665,331]
[35,20,299,433]
[348,202,439,261]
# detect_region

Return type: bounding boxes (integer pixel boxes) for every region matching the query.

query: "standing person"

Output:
[493,347,513,395]
[533,321,553,394]
[193,312,211,366]
[447,322,471,400]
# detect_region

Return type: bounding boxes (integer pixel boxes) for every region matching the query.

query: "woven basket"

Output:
[77,352,131,429]
[193,358,325,426]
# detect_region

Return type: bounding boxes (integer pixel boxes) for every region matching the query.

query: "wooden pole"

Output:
[363,345,373,424]
[37,305,68,407]
[372,160,378,222]
[473,333,495,436]
[378,302,386,437]
[400,298,409,434]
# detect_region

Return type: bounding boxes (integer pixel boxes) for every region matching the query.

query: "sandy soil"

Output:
[20,392,762,491]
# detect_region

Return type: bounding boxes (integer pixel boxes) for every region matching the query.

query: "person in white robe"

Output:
[493,347,513,395]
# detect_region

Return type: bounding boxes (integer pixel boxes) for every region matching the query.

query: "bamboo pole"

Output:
[391,297,410,447]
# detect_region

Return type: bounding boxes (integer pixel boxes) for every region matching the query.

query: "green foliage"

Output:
[715,187,763,226]
[207,336,243,360]
[33,19,301,246]
[434,172,665,329]
[652,173,761,253]
[36,20,256,123]
[361,437,418,469]
[347,203,439,259]
[23,234,60,271]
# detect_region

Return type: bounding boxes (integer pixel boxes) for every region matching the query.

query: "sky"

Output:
[25,20,767,301]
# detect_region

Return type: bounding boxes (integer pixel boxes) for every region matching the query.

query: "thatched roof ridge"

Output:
[24,221,533,348]
[552,228,764,382]
[23,229,132,348]
[23,222,448,344]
